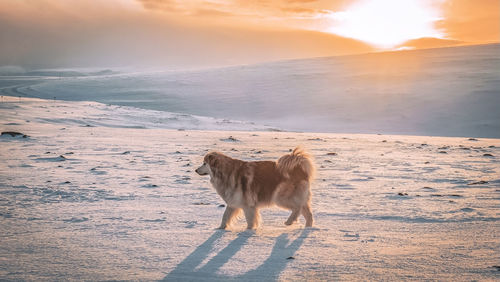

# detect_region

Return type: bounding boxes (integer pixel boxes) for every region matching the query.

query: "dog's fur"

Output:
[195,147,315,229]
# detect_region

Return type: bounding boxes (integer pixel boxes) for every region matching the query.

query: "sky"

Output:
[0,0,498,69]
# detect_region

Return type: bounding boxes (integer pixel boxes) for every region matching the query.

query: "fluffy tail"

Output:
[277,146,315,182]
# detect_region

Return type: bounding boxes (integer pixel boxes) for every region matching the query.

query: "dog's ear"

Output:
[207,154,214,163]
[205,153,217,166]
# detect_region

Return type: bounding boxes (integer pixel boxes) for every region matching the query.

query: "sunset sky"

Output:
[0,0,498,68]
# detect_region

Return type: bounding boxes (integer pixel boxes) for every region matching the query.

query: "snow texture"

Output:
[1,96,499,281]
[1,43,499,138]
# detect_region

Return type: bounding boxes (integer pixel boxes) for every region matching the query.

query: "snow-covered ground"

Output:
[1,43,499,138]
[1,96,499,280]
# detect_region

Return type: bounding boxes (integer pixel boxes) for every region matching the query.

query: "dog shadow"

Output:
[162,228,312,281]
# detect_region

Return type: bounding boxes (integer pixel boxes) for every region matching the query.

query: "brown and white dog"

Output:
[195,147,315,229]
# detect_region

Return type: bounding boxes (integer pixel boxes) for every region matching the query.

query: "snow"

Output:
[0,96,279,131]
[1,43,499,138]
[1,96,499,280]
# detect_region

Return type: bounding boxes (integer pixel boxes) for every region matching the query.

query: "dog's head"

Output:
[195,152,220,176]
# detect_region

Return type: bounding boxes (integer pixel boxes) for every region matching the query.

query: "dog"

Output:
[195,146,315,229]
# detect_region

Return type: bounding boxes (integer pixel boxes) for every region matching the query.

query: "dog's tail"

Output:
[277,146,315,182]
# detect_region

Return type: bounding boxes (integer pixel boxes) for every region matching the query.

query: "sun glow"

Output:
[328,0,444,48]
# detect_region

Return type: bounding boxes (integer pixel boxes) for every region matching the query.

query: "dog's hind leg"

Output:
[243,206,260,229]
[301,204,313,227]
[285,208,300,225]
[218,206,240,229]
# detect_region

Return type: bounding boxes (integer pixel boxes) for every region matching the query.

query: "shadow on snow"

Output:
[162,228,312,281]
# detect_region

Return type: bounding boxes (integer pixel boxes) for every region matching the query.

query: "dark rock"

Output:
[218,204,226,208]
[483,153,493,157]
[1,131,28,138]
[468,180,488,185]
[326,152,337,156]
[286,256,295,260]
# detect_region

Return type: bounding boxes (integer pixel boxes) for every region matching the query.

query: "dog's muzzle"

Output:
[195,167,208,176]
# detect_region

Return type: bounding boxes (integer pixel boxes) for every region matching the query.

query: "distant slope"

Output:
[2,44,500,138]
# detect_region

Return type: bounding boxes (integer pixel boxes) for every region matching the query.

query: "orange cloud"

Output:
[0,0,373,68]
[397,37,463,50]
[437,0,500,43]
[1,0,497,68]
[135,0,499,46]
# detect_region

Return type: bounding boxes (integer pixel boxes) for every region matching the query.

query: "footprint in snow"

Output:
[35,155,67,162]
[220,136,240,142]
[343,233,360,241]
[182,220,198,228]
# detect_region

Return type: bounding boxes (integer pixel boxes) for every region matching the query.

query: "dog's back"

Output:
[249,161,283,205]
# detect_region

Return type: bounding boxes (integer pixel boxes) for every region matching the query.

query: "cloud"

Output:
[136,0,347,20]
[1,0,496,69]
[437,0,499,43]
[285,0,318,3]
[397,37,464,49]
[138,0,178,12]
[0,0,373,69]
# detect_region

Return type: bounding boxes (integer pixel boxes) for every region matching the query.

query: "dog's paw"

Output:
[284,221,294,226]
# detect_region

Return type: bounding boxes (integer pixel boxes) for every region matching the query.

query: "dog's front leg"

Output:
[243,206,260,229]
[218,206,239,229]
